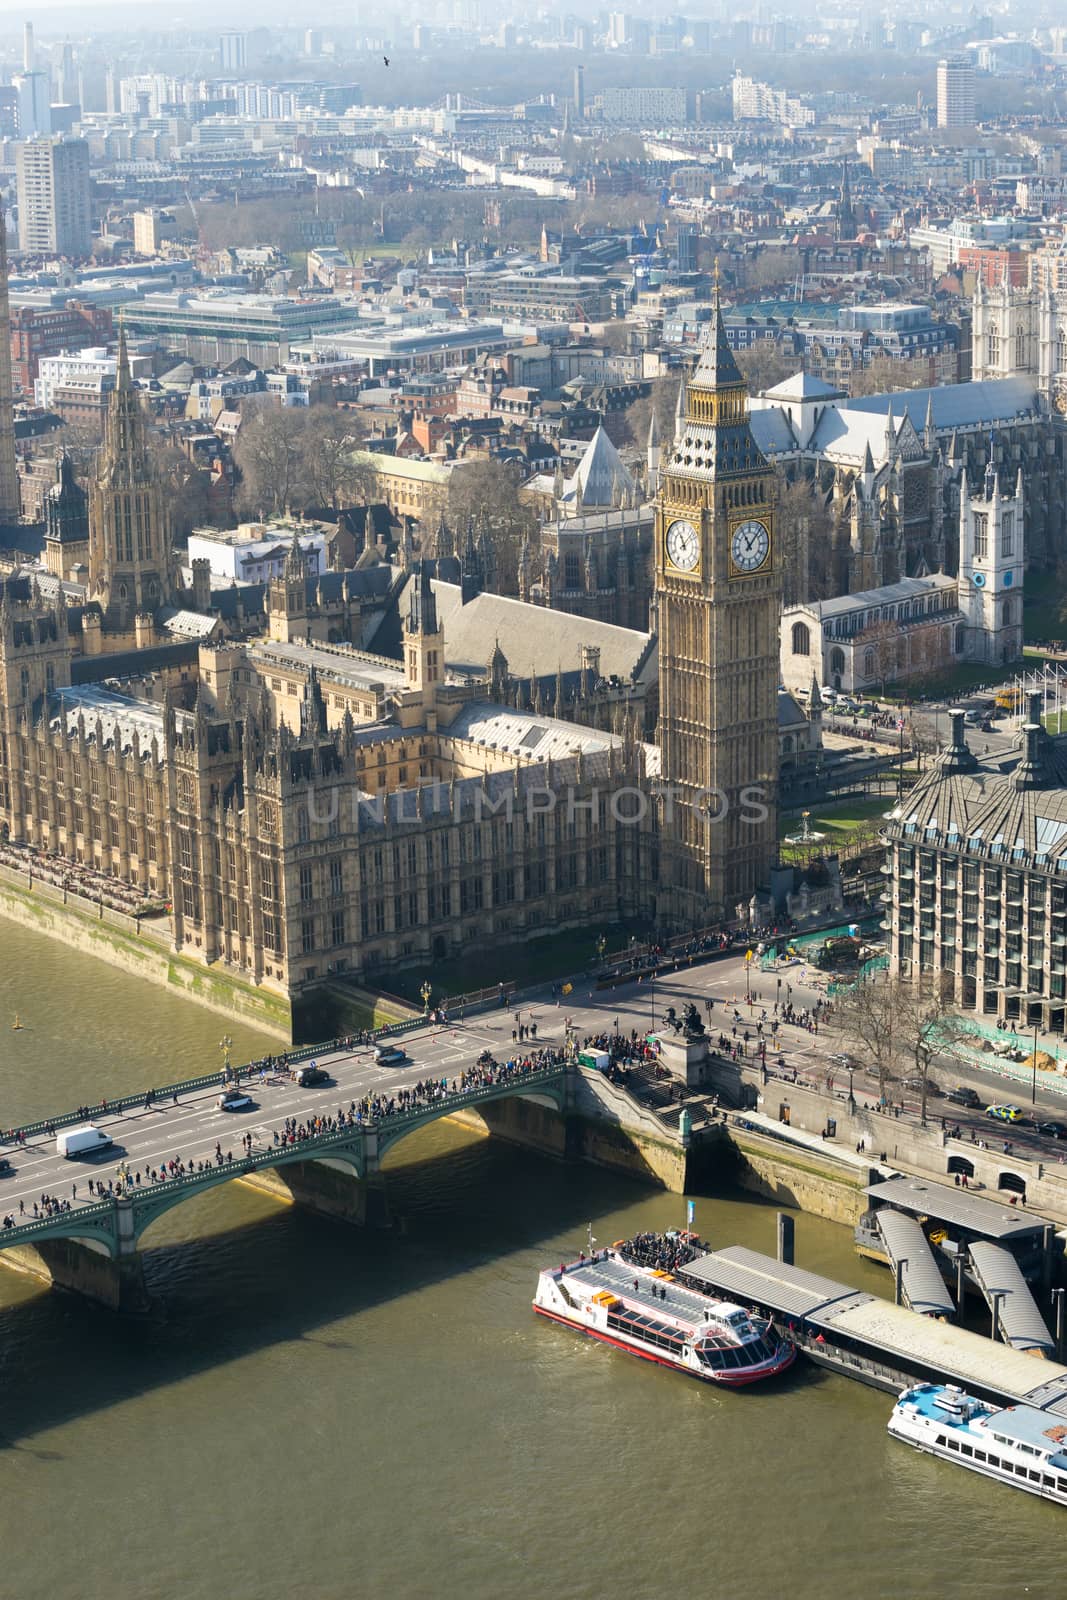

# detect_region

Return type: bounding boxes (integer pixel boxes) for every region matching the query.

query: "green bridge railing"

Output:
[0,1064,570,1249]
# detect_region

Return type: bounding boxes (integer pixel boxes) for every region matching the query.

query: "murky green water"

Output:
[0,919,1061,1600]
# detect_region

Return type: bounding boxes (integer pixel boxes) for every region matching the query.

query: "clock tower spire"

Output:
[654,285,781,920]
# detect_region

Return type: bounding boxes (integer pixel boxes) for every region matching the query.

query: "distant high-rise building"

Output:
[15,137,92,258]
[219,32,247,72]
[937,54,975,128]
[23,21,34,72]
[572,64,585,118]
[13,69,51,139]
[0,213,21,524]
[676,223,698,274]
[56,40,76,105]
[304,28,323,57]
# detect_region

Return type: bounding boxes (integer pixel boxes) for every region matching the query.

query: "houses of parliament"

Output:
[0,308,783,1021]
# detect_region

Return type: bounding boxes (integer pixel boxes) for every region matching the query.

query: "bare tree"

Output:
[833,969,966,1124]
[145,438,217,541]
[735,340,797,396]
[832,967,900,1100]
[855,617,900,697]
[301,408,369,511]
[894,973,966,1127]
[446,457,537,591]
[233,404,309,517]
[849,354,932,398]
[610,376,678,452]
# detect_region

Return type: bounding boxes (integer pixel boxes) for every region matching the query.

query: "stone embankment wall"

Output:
[714,1059,1067,1228]
[446,1070,696,1192]
[0,867,292,1039]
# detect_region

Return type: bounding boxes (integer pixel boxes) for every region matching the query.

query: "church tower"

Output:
[958,446,1024,665]
[87,331,171,631]
[835,160,856,242]
[404,563,444,712]
[267,533,310,642]
[44,451,89,579]
[654,286,782,920]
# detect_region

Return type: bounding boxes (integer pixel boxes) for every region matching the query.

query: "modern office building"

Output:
[15,138,92,257]
[219,32,247,72]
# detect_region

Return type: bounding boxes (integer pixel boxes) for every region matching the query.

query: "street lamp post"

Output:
[1033,1019,1039,1106]
[219,1034,233,1083]
[420,979,432,1014]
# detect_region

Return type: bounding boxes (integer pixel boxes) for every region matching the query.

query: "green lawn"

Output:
[383,922,648,1007]
[880,662,1012,701]
[779,796,891,856]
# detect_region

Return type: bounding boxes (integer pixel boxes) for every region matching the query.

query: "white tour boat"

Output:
[533,1251,795,1386]
[888,1383,1067,1506]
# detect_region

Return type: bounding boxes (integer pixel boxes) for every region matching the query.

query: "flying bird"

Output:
[383,56,390,66]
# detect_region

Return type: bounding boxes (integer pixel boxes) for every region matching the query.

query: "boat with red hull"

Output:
[534,1250,795,1386]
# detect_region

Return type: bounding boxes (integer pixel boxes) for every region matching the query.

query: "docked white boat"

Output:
[533,1251,795,1386]
[888,1383,1067,1506]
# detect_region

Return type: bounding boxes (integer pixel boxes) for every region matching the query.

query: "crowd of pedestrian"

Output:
[617,1230,703,1274]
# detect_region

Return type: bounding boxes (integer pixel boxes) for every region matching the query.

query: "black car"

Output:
[295,1065,329,1087]
[0,1155,11,1176]
[1037,1120,1067,1140]
[946,1086,982,1108]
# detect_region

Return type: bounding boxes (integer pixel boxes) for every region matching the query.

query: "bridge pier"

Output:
[241,1157,390,1228]
[3,1236,150,1313]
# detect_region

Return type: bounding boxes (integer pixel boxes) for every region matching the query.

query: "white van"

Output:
[55,1125,113,1159]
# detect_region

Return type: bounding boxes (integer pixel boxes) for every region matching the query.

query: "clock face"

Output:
[731,519,770,573]
[665,517,699,573]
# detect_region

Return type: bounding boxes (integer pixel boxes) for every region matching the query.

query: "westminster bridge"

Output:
[0,1021,573,1309]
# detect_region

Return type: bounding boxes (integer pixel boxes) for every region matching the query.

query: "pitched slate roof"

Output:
[570,425,635,507]
[885,719,1067,869]
[840,376,1040,432]
[401,577,654,684]
[764,372,845,401]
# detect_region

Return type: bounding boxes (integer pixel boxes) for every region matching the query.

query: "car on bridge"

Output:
[295,1064,330,1087]
[985,1103,1024,1123]
[900,1077,944,1098]
[1037,1120,1067,1140]
[946,1086,982,1108]
[374,1045,408,1067]
[216,1088,255,1112]
[0,1155,12,1176]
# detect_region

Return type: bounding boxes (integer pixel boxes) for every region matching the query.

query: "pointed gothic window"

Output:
[1000,512,1013,558]
[791,621,810,656]
[973,512,988,560]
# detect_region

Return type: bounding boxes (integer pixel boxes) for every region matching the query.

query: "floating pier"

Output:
[681,1244,1067,1416]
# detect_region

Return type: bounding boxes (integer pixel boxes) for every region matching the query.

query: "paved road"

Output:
[4,949,1067,1227]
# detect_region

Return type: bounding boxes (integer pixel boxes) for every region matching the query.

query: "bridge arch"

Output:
[130,1143,366,1247]
[946,1155,975,1179]
[376,1084,568,1165]
[997,1169,1026,1200]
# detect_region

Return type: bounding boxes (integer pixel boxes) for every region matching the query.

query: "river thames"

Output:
[0,918,1061,1600]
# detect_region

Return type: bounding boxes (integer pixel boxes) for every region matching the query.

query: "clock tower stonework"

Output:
[654,297,782,922]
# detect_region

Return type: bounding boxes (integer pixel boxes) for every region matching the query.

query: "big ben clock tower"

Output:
[654,289,781,921]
